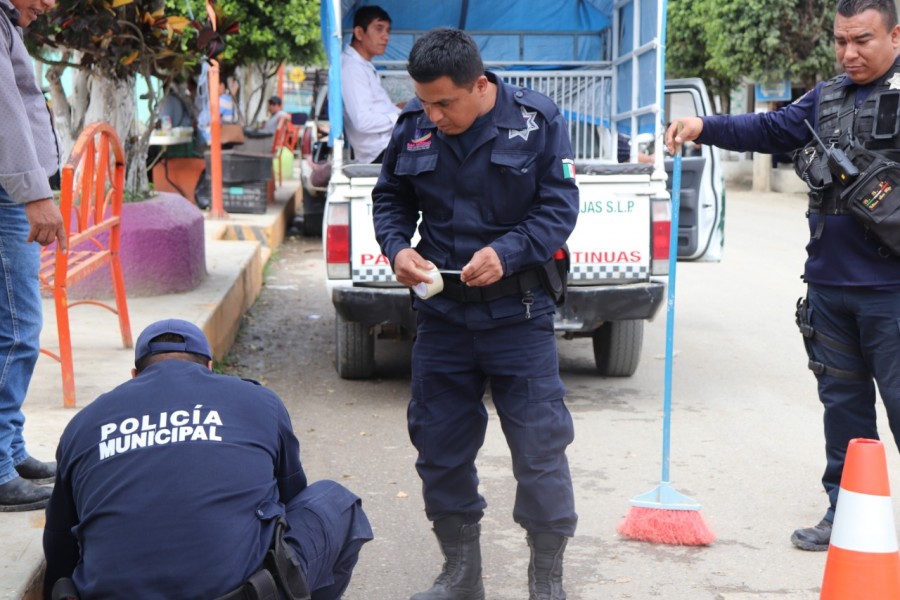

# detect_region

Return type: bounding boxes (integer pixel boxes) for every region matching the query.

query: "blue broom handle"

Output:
[662,149,682,484]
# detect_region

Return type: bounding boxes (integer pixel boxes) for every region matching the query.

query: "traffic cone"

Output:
[820,438,900,599]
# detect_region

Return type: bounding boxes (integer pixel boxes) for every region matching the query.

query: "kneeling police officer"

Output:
[43,319,373,599]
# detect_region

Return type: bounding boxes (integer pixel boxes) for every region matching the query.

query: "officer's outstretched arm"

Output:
[665,117,703,154]
[393,248,435,288]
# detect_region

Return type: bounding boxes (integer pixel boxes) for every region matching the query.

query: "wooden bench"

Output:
[39,122,133,408]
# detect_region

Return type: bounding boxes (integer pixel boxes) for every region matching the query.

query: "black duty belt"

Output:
[439,268,542,303]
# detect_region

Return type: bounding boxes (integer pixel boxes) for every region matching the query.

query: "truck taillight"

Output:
[326,202,351,279]
[651,197,670,276]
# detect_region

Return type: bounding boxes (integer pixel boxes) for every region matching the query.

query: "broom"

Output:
[616,129,716,546]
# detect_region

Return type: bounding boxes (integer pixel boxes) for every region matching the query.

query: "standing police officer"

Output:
[43,319,373,599]
[666,0,900,552]
[373,28,579,600]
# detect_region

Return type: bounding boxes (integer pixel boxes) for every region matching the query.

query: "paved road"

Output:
[227,188,900,599]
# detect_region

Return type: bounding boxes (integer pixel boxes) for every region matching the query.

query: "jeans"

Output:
[804,283,900,521]
[0,186,42,485]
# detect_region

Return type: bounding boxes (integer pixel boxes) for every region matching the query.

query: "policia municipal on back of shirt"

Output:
[794,55,900,256]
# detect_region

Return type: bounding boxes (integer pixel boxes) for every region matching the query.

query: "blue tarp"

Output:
[320,0,663,146]
[335,0,612,63]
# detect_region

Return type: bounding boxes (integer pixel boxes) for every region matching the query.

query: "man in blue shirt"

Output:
[373,28,578,600]
[43,319,373,599]
[667,0,900,553]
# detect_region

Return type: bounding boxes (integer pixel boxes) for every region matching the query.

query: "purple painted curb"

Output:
[58,192,207,299]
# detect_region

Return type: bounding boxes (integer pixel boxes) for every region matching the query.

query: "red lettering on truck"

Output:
[360,254,391,265]
[572,251,642,263]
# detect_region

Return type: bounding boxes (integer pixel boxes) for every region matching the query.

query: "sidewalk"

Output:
[0,178,301,600]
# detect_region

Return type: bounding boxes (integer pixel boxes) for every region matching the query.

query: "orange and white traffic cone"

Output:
[820,438,900,599]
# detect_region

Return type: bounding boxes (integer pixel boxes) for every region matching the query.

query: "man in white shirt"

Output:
[341,5,401,164]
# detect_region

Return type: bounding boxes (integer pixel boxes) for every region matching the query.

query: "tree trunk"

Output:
[45,67,149,196]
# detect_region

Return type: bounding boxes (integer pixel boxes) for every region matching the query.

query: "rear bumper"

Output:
[332,286,417,331]
[555,281,665,333]
[331,280,664,335]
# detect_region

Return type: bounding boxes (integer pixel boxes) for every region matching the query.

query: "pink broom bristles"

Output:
[618,506,716,546]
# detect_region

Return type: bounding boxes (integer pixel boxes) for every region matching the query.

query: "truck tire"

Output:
[592,320,643,377]
[335,314,375,379]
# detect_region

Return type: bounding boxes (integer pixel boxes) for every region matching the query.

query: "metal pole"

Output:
[205,0,227,218]
[208,58,226,218]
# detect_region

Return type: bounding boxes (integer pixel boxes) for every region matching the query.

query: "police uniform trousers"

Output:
[284,480,374,599]
[410,310,577,536]
[804,283,900,522]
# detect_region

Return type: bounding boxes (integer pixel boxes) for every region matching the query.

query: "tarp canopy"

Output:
[331,0,613,63]
[320,0,662,147]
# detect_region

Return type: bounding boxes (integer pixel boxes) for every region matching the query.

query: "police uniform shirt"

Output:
[696,79,900,288]
[43,360,307,599]
[372,71,579,329]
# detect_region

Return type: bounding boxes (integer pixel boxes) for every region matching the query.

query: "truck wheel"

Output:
[335,314,375,379]
[592,320,643,377]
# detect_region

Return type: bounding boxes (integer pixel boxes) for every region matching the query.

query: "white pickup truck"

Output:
[313,0,724,379]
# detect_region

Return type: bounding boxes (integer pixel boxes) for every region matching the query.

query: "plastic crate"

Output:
[206,150,273,183]
[222,180,268,214]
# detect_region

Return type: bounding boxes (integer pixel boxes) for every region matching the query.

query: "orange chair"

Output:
[38,122,133,408]
[272,120,298,187]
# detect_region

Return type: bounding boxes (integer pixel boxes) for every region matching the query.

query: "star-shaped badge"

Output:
[509,107,539,141]
[889,72,900,90]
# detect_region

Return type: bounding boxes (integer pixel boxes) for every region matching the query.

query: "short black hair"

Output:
[134,333,210,373]
[353,5,391,30]
[836,0,898,29]
[268,95,282,105]
[407,28,484,88]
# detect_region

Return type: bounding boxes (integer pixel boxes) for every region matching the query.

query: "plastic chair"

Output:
[272,120,298,187]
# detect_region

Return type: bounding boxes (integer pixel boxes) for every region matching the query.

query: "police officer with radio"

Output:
[666,0,900,553]
[43,319,373,599]
[373,28,579,600]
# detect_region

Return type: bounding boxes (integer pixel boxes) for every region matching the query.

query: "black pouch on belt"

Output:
[539,244,570,306]
[840,155,900,256]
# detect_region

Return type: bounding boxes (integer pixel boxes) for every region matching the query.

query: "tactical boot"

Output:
[411,517,485,600]
[790,518,832,551]
[527,532,568,600]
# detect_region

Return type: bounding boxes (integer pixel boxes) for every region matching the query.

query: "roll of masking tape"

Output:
[412,266,443,299]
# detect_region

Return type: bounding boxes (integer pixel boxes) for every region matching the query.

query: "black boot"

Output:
[411,517,485,600]
[527,532,568,600]
[790,518,832,551]
[0,477,52,512]
[15,456,56,485]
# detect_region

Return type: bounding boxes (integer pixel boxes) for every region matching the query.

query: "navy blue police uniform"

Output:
[43,358,372,599]
[373,71,579,536]
[696,56,900,525]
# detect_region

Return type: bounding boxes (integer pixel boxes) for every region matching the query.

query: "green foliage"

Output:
[667,0,835,109]
[27,0,198,79]
[704,0,833,89]
[171,0,323,70]
[666,0,739,110]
